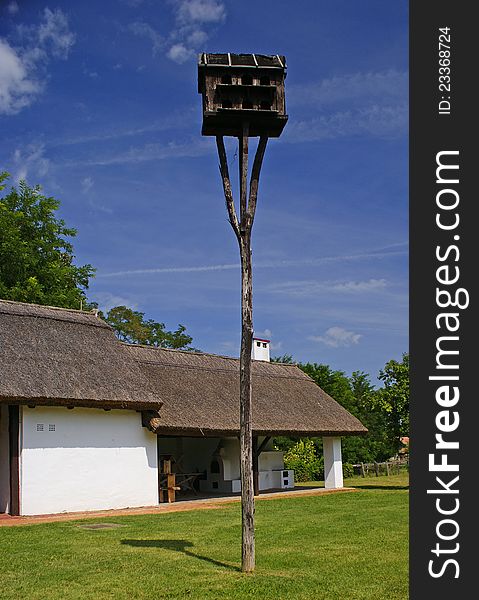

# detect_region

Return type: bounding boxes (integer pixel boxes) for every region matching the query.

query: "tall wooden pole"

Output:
[216,129,268,573]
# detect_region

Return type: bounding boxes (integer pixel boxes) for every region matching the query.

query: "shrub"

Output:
[284,439,322,482]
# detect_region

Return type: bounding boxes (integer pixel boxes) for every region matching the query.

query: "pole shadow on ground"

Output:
[352,484,409,490]
[121,539,241,572]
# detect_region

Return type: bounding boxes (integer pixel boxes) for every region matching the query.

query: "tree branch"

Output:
[216,136,240,238]
[245,136,268,230]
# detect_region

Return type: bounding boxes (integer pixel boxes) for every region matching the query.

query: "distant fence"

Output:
[352,459,409,478]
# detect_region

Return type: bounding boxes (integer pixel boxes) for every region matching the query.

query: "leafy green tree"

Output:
[271,354,294,364]
[283,439,322,482]
[343,370,394,462]
[103,305,195,350]
[0,174,94,309]
[375,353,409,454]
[299,362,357,415]
[274,359,398,463]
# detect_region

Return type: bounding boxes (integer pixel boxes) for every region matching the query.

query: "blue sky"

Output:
[0,0,408,382]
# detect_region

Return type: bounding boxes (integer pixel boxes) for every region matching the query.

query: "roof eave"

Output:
[148,425,368,438]
[0,396,163,412]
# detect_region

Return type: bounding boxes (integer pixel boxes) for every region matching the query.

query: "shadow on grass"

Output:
[121,539,240,572]
[351,484,409,490]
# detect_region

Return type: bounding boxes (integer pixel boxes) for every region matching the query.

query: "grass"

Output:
[0,473,408,600]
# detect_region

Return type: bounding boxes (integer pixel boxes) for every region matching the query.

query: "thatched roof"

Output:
[0,300,162,410]
[0,299,367,437]
[125,345,367,437]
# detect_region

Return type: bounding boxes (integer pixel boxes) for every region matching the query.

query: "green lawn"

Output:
[0,474,408,600]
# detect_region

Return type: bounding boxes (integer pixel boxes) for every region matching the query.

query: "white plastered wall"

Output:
[20,406,158,515]
[323,436,344,489]
[0,404,10,513]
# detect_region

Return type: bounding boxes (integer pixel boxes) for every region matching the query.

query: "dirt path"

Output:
[0,487,357,527]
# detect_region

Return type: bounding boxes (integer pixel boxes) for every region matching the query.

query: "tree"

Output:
[103,305,194,349]
[271,354,294,364]
[375,353,410,454]
[0,174,95,309]
[343,371,394,462]
[274,359,397,464]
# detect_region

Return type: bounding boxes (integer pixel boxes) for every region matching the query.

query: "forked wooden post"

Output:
[216,128,268,573]
[198,51,288,574]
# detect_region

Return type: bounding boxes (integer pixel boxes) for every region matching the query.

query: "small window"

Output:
[260,100,271,110]
[263,343,267,348]
[49,424,56,432]
[212,481,219,489]
[242,100,253,109]
[221,74,232,84]
[260,76,270,86]
[221,99,232,109]
[256,341,261,347]
[36,424,44,432]
[241,74,253,85]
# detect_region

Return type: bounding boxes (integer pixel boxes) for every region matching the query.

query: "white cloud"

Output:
[0,8,75,115]
[254,328,282,351]
[286,70,408,142]
[129,1,226,64]
[96,247,405,279]
[255,328,272,340]
[167,1,225,63]
[76,137,213,166]
[187,29,208,46]
[12,143,50,182]
[129,21,164,55]
[288,70,408,108]
[331,279,387,293]
[0,39,41,114]
[37,8,76,59]
[100,263,239,278]
[267,278,387,297]
[176,0,226,24]
[309,326,362,348]
[167,43,193,64]
[81,176,94,193]
[90,292,138,313]
[286,105,408,142]
[7,2,19,15]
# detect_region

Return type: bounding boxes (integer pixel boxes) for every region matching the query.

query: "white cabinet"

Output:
[270,469,294,489]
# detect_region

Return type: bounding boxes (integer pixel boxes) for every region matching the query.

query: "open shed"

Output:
[0,299,366,516]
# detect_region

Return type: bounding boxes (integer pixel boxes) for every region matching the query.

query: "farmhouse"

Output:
[0,299,366,516]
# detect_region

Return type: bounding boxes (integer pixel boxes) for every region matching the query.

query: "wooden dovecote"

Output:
[198,53,288,137]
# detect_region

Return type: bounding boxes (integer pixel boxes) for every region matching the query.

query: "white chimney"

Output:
[252,337,270,362]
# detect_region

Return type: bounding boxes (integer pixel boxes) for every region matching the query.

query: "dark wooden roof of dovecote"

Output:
[125,344,368,437]
[0,300,162,411]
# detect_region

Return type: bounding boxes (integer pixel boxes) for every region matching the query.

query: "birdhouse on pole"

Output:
[198,53,288,138]
[198,51,288,574]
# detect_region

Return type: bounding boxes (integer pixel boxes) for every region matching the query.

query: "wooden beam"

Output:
[8,405,20,516]
[252,436,259,497]
[167,474,177,503]
[253,436,271,497]
[256,436,271,457]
